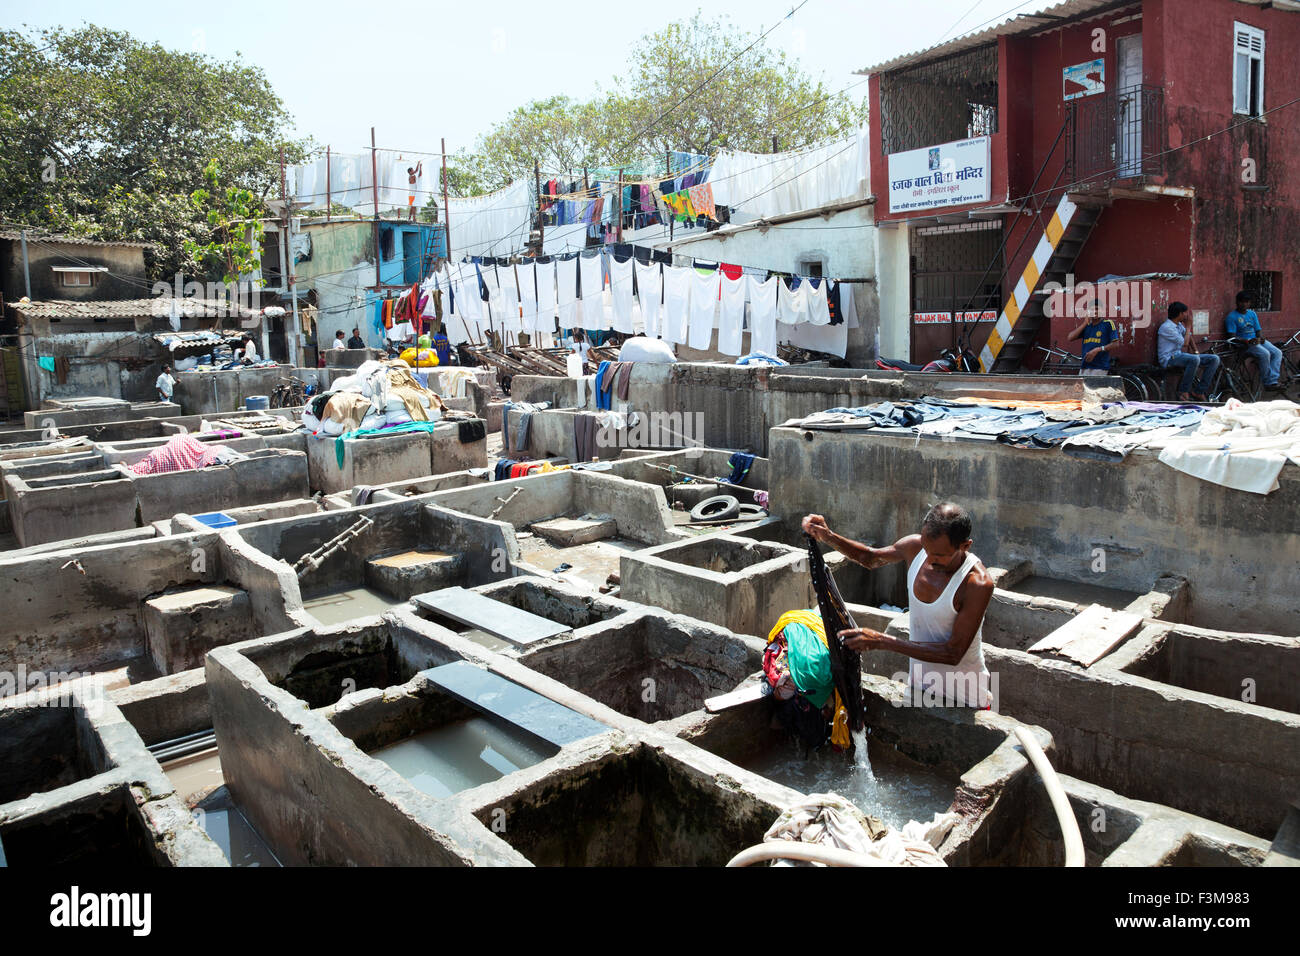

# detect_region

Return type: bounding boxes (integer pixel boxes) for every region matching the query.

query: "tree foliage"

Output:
[183,160,265,286]
[461,13,867,190]
[0,24,309,281]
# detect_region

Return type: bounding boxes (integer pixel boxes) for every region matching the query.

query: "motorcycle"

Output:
[876,346,979,374]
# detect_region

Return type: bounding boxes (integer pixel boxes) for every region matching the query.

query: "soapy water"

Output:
[744,732,957,831]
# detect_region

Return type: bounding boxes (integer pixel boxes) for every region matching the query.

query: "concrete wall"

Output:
[172,365,293,415]
[305,423,486,495]
[767,426,1300,634]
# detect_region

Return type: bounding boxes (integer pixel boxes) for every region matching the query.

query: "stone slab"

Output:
[413,586,569,647]
[529,515,617,547]
[419,661,608,747]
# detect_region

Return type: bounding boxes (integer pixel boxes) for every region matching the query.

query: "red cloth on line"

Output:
[720,262,743,281]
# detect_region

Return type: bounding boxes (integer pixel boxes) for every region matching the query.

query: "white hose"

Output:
[726,842,897,868]
[1014,726,1085,867]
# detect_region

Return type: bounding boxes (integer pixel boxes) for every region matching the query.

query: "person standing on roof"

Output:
[801,502,995,708]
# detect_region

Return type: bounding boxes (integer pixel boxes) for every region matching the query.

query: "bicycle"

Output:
[1203,338,1263,404]
[270,375,310,408]
[1270,328,1300,402]
[1033,344,1152,401]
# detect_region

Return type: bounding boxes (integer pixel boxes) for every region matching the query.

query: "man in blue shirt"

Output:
[1226,291,1282,390]
[1157,302,1219,400]
[1067,304,1120,375]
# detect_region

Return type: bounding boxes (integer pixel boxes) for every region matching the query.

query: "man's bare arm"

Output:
[801,515,920,570]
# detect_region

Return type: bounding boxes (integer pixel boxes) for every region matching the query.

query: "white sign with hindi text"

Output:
[888,137,991,214]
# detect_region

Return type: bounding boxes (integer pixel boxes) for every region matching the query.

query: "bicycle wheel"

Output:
[1119,372,1148,402]
[1281,355,1300,403]
[1133,372,1164,402]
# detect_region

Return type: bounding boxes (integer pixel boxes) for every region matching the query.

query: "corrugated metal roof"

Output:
[0,229,154,249]
[12,297,260,321]
[856,0,1134,76]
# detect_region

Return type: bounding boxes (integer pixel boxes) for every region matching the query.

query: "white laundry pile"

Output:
[762,793,957,867]
[300,359,443,436]
[1156,398,1300,494]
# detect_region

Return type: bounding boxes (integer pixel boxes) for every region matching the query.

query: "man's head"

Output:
[351,328,360,337]
[1168,301,1189,322]
[1236,290,1253,311]
[336,330,346,340]
[920,502,973,571]
[162,365,171,375]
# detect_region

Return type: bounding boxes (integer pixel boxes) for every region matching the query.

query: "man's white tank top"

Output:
[904,549,991,708]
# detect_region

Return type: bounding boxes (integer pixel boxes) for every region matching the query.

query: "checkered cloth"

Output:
[129,434,223,475]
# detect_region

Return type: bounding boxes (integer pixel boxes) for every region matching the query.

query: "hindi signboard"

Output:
[888,137,991,214]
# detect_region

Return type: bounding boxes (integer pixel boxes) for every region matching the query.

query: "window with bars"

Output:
[1233,22,1265,117]
[880,45,999,155]
[1242,270,1277,311]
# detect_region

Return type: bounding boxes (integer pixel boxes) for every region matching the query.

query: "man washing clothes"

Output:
[801,502,995,708]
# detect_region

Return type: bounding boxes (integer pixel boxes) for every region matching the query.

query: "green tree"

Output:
[458,13,867,189]
[183,160,264,286]
[0,24,310,281]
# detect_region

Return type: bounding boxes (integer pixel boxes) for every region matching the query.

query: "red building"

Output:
[861,0,1299,372]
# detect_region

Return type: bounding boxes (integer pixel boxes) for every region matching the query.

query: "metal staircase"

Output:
[982,194,1106,373]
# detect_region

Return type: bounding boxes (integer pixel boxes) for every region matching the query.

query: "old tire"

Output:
[737,503,765,520]
[690,494,740,522]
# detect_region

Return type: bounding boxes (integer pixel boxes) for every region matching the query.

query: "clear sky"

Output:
[4,0,1047,157]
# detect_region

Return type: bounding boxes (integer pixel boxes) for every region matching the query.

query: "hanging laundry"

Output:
[662,265,692,345]
[688,269,720,350]
[579,252,607,331]
[635,261,663,339]
[806,277,831,326]
[827,280,844,326]
[533,259,556,334]
[778,276,810,325]
[608,253,636,334]
[688,182,716,220]
[556,255,580,330]
[717,273,746,356]
[747,274,780,356]
[516,261,538,334]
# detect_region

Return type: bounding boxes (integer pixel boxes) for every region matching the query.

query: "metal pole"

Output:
[326,145,332,223]
[280,145,299,367]
[441,137,451,263]
[371,127,381,292]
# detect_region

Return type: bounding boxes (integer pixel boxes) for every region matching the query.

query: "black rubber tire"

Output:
[736,503,765,520]
[690,494,740,522]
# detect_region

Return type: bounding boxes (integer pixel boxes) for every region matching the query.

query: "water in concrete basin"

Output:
[162,747,224,804]
[303,586,405,625]
[1012,575,1142,609]
[193,787,282,867]
[744,736,955,831]
[370,716,553,798]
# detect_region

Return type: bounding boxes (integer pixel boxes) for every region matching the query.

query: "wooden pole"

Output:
[616,168,624,244]
[326,145,331,222]
[371,127,381,292]
[666,150,674,245]
[534,158,543,254]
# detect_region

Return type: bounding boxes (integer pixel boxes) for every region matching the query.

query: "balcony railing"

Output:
[1066,84,1166,186]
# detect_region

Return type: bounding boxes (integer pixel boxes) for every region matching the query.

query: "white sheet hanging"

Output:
[579,252,607,331]
[746,275,779,356]
[806,279,831,326]
[497,265,522,336]
[515,261,538,334]
[609,254,636,334]
[717,274,746,356]
[557,256,579,330]
[779,319,848,358]
[635,261,663,339]
[662,266,692,345]
[534,259,557,334]
[709,126,870,219]
[777,277,809,325]
[688,270,720,350]
[444,181,532,259]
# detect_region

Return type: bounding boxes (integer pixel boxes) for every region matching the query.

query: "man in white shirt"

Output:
[332,330,348,350]
[240,337,259,365]
[156,365,175,402]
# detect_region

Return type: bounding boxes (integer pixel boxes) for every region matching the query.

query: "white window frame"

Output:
[1233,22,1265,117]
